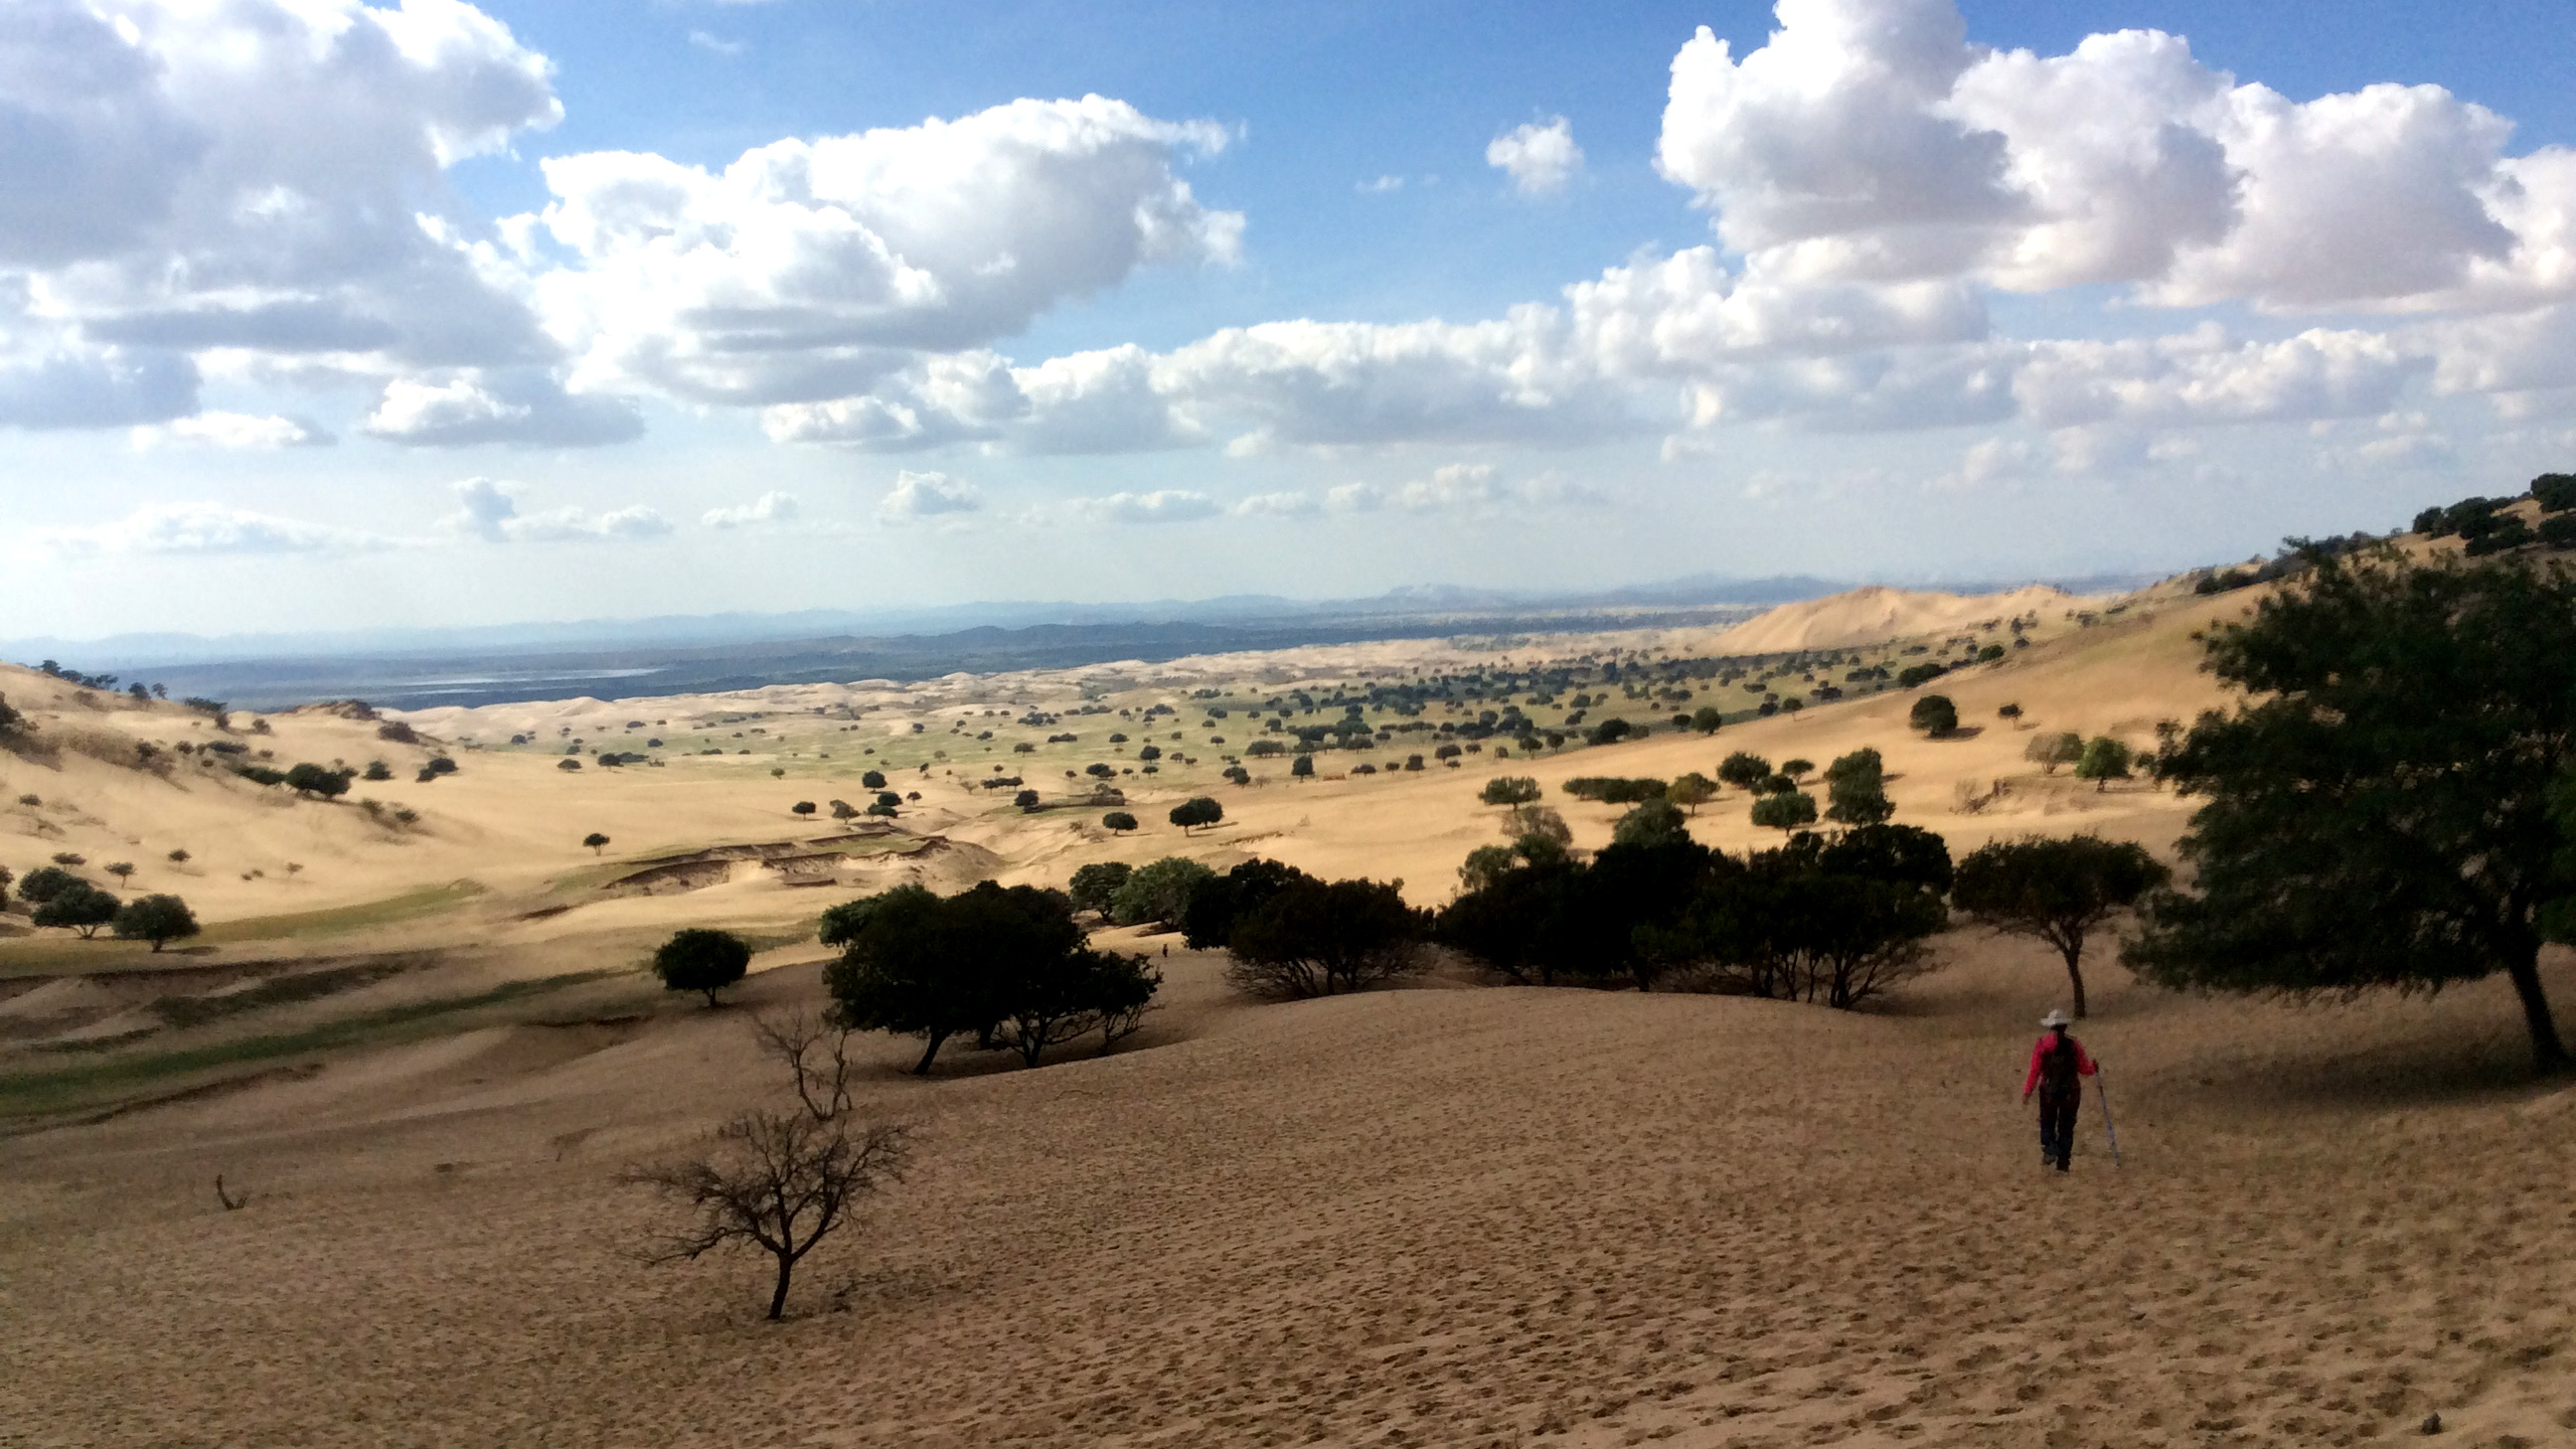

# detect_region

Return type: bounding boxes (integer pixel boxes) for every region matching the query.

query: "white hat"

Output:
[2039,1010,2071,1030]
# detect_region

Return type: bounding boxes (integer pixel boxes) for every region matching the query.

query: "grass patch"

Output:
[0,969,621,1120]
[148,958,420,1030]
[198,880,487,944]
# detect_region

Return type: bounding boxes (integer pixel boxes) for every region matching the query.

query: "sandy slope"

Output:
[1710,584,2094,655]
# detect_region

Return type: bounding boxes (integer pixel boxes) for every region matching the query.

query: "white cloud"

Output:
[28,503,396,558]
[1057,489,1220,525]
[1487,117,1583,196]
[131,412,331,450]
[529,96,1241,407]
[878,469,981,522]
[702,491,800,529]
[439,478,672,543]
[1318,464,1595,516]
[362,372,642,447]
[688,31,744,56]
[1358,175,1405,195]
[1232,491,1320,517]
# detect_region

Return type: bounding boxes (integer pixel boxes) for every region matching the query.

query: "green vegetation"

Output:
[653,928,750,1007]
[1954,836,2167,1019]
[112,894,200,952]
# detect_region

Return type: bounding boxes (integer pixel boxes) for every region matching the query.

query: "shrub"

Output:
[283,762,354,799]
[112,894,200,952]
[1895,662,1947,689]
[653,928,751,1007]
[1561,776,1666,803]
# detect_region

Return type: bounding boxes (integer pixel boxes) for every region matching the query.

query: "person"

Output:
[2020,1009,2097,1172]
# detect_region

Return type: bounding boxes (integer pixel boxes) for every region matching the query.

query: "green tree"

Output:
[1224,877,1428,999]
[16,866,79,904]
[34,884,121,938]
[1689,705,1724,734]
[1666,772,1715,816]
[1611,796,1692,849]
[1015,789,1042,811]
[2024,730,2083,775]
[1823,747,1894,826]
[112,893,200,952]
[1998,703,2024,726]
[1068,862,1133,916]
[1169,796,1223,834]
[1715,752,1772,793]
[1290,754,1314,780]
[1750,791,1818,833]
[1954,836,2168,1019]
[1101,811,1138,834]
[861,769,886,790]
[1111,857,1217,928]
[1458,845,1520,894]
[792,801,817,818]
[583,833,610,855]
[283,762,353,799]
[2123,548,2576,1071]
[654,928,751,1008]
[2073,736,2132,790]
[831,800,859,825]
[1478,776,1541,807]
[1907,695,1959,736]
[1780,758,1815,781]
[104,862,135,885]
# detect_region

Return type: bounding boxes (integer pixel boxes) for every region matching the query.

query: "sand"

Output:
[5,573,2574,1446]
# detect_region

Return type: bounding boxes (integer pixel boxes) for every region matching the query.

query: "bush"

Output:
[2532,473,2576,514]
[1908,695,1959,735]
[1224,878,1429,999]
[1561,776,1666,803]
[1895,662,1947,689]
[112,893,200,952]
[283,762,354,799]
[1111,857,1217,928]
[653,928,751,1007]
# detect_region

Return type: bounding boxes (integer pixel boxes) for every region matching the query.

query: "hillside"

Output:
[1709,583,2093,655]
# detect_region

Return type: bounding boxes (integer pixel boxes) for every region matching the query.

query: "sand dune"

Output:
[1712,584,2094,655]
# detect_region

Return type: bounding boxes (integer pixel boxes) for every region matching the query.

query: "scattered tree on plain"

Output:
[1689,705,1724,734]
[1908,695,1959,736]
[16,866,79,904]
[283,762,353,799]
[104,862,134,884]
[2073,736,2132,790]
[1822,747,1894,826]
[1014,789,1042,811]
[1101,811,1138,834]
[1666,772,1714,816]
[1169,796,1223,834]
[1224,876,1429,999]
[653,927,751,1008]
[583,833,610,855]
[2125,547,2576,1071]
[1953,836,2168,1019]
[1479,776,1541,807]
[1998,703,2024,726]
[1716,752,1772,794]
[2024,731,2083,774]
[1109,857,1216,930]
[1068,862,1132,917]
[791,801,817,818]
[1611,797,1692,849]
[112,893,200,952]
[1750,790,1818,833]
[34,884,120,937]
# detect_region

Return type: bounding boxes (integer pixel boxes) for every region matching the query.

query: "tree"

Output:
[1181,857,1315,949]
[112,894,200,952]
[1672,870,1946,1009]
[1750,790,1818,833]
[622,1112,911,1321]
[104,862,135,885]
[1505,804,1573,860]
[1908,695,1959,736]
[1225,877,1428,999]
[1169,796,1223,834]
[653,928,751,1007]
[1780,758,1815,782]
[1955,836,2167,1019]
[16,866,79,904]
[0,693,23,740]
[1101,811,1138,834]
[1689,705,1724,734]
[34,884,120,938]
[1068,862,1133,917]
[861,769,886,790]
[830,799,859,825]
[2024,731,2082,774]
[583,833,610,855]
[1666,772,1715,816]
[1110,857,1217,929]
[1014,789,1042,811]
[791,801,817,818]
[1999,703,2024,726]
[1611,796,1692,849]
[167,849,190,865]
[2123,547,2576,1071]
[1822,747,1894,826]
[2073,736,2132,790]
[283,762,353,799]
[1716,752,1772,793]
[1479,776,1541,807]
[1289,753,1315,780]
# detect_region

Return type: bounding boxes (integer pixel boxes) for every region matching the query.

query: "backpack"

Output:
[2039,1033,2080,1090]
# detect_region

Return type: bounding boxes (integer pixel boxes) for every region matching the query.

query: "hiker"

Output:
[2020,1009,2097,1172]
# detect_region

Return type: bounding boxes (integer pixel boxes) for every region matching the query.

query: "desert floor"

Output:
[5,575,2573,1447]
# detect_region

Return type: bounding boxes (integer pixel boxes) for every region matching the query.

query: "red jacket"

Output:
[2022,1032,2097,1095]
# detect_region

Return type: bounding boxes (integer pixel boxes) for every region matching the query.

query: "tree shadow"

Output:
[1930,725,1987,741]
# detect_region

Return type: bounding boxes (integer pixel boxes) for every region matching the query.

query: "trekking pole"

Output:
[2095,1067,2124,1168]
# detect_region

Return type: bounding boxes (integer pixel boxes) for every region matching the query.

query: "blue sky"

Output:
[6,0,2576,639]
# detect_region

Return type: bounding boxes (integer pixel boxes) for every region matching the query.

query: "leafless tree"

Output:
[750,1009,857,1121]
[621,1114,911,1321]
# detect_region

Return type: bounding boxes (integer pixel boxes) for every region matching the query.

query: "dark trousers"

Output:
[2037,1086,2081,1169]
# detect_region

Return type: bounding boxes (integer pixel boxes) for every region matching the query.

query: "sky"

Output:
[5,0,2576,640]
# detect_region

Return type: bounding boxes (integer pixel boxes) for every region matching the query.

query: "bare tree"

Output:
[621,1114,911,1321]
[750,1009,857,1121]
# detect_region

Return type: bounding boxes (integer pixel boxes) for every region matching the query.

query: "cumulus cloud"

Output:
[1232,491,1320,517]
[131,412,332,450]
[1057,489,1221,525]
[1487,117,1583,195]
[529,96,1241,407]
[28,503,396,558]
[1318,464,1598,515]
[878,469,981,522]
[362,372,642,447]
[702,491,799,529]
[439,478,672,543]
